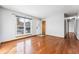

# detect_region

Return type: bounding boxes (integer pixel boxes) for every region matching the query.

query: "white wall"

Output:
[77,20,79,39]
[0,9,2,42]
[0,7,42,42]
[0,8,17,42]
[46,12,64,37]
[69,21,74,32]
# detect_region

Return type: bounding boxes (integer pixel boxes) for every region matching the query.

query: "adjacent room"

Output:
[0,5,79,54]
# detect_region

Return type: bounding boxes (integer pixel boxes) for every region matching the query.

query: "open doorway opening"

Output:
[64,14,79,40]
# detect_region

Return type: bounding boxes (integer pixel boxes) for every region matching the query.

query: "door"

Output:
[42,21,46,35]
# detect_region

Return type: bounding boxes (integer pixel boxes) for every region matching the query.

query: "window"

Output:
[17,18,24,35]
[36,19,41,34]
[25,19,31,33]
[17,17,32,35]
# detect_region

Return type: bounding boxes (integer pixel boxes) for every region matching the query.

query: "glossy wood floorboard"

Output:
[0,35,79,54]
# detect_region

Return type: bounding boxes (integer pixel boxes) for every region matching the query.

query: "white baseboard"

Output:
[1,34,36,43]
[46,34,64,38]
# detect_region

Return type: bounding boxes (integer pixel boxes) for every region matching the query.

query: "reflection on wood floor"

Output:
[0,35,79,54]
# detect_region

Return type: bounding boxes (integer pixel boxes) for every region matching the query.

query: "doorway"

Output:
[64,16,78,39]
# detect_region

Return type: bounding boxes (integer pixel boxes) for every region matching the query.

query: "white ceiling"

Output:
[1,5,79,18]
[64,5,79,16]
[1,5,64,18]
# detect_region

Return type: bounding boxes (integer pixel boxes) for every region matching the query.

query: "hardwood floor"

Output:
[0,35,79,54]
